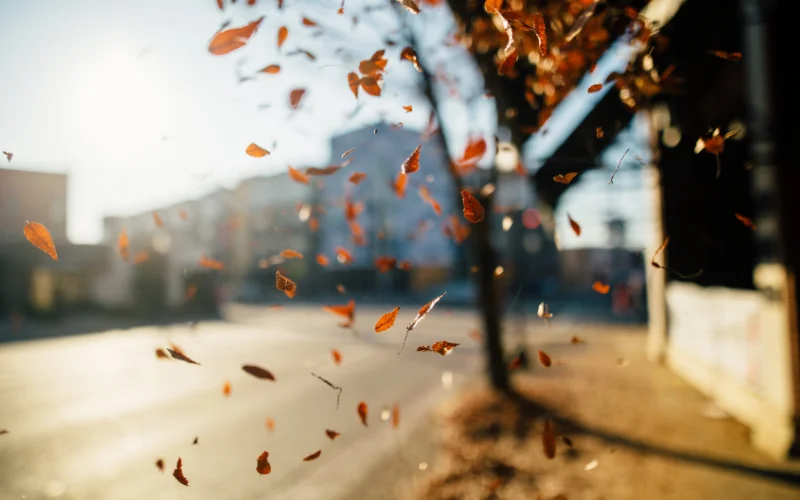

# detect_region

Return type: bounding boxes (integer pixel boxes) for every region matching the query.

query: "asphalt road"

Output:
[0,303,484,500]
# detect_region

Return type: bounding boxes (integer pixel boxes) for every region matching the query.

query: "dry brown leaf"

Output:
[208,17,264,55]
[280,249,303,259]
[277,26,288,49]
[349,172,367,184]
[325,429,340,440]
[168,348,201,365]
[256,451,272,475]
[155,348,169,359]
[403,105,413,112]
[399,46,423,72]
[534,12,547,56]
[391,403,400,429]
[316,254,330,266]
[419,186,442,215]
[302,17,317,27]
[553,172,578,185]
[588,83,603,93]
[23,222,58,261]
[303,450,322,461]
[538,350,552,368]
[393,172,408,198]
[246,143,270,157]
[359,76,382,96]
[498,49,517,76]
[708,50,742,61]
[735,213,756,230]
[461,190,485,223]
[398,0,420,14]
[331,349,342,365]
[542,419,556,459]
[155,458,164,471]
[401,145,422,174]
[567,213,581,236]
[173,458,189,486]
[260,64,281,74]
[357,401,368,426]
[242,364,276,381]
[375,306,400,333]
[288,165,309,184]
[418,340,460,356]
[289,88,306,109]
[306,166,342,176]
[347,72,360,98]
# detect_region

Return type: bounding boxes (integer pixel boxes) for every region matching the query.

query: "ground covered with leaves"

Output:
[406,327,800,500]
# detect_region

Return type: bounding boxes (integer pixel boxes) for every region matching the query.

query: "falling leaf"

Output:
[418,186,442,215]
[592,281,610,294]
[23,222,58,261]
[349,172,367,184]
[403,105,413,112]
[192,437,199,445]
[461,190,485,223]
[326,429,340,440]
[399,292,446,354]
[328,349,342,366]
[280,249,303,259]
[335,247,354,264]
[357,402,368,426]
[312,372,344,409]
[275,270,297,298]
[553,172,578,185]
[375,306,400,333]
[155,459,164,471]
[242,365,276,381]
[336,284,346,293]
[564,0,598,43]
[199,254,225,270]
[289,89,306,109]
[155,348,169,359]
[2,151,12,162]
[567,214,581,236]
[316,254,330,266]
[393,172,408,198]
[735,213,756,230]
[323,300,356,328]
[538,350,552,368]
[359,76,382,96]
[246,143,270,157]
[266,417,275,431]
[534,12,547,56]
[347,72,360,98]
[306,166,342,176]
[172,458,189,486]
[588,83,603,93]
[152,211,164,228]
[537,302,553,319]
[256,451,272,475]
[398,0,420,14]
[508,355,523,371]
[457,137,487,170]
[391,404,400,428]
[277,26,288,49]
[302,17,317,27]
[260,64,281,74]
[417,340,460,356]
[167,348,201,365]
[542,419,556,459]
[401,145,422,174]
[133,251,149,265]
[374,256,397,273]
[596,127,604,138]
[358,50,388,76]
[562,436,574,448]
[498,49,517,76]
[571,336,584,344]
[708,50,742,61]
[398,260,412,270]
[287,165,310,184]
[208,17,264,55]
[651,236,669,269]
[338,0,344,14]
[399,46,423,72]
[303,450,322,461]
[184,284,197,302]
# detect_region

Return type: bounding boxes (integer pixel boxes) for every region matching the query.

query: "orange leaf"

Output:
[335,247,354,264]
[341,148,356,158]
[168,348,201,365]
[289,88,306,109]
[571,336,585,344]
[403,105,413,112]
[256,451,272,475]
[461,190,485,223]
[398,0,420,14]
[172,458,189,486]
[552,172,578,185]
[325,429,340,440]
[155,458,164,471]
[277,26,288,49]
[152,211,164,228]
[275,270,297,298]
[374,306,400,332]
[155,348,169,359]
[133,251,149,265]
[242,364,276,381]
[400,46,423,72]
[359,76,382,96]
[357,401,368,427]
[208,17,264,55]
[222,380,232,396]
[23,222,58,261]
[391,403,400,429]
[199,254,225,270]
[592,281,610,294]
[280,249,303,259]
[398,260,412,270]
[349,172,367,184]
[537,350,552,368]
[302,17,317,27]
[419,186,442,215]
[735,213,756,230]
[246,143,270,157]
[457,137,487,170]
[534,12,547,56]
[323,299,356,327]
[393,172,408,198]
[260,64,281,74]
[288,165,309,184]
[375,256,397,273]
[331,349,342,365]
[567,213,581,236]
[303,450,322,461]
[399,292,446,353]
[401,145,422,174]
[265,417,275,431]
[418,340,460,356]
[306,166,342,176]
[498,49,517,76]
[708,50,742,62]
[316,254,330,266]
[358,50,388,76]
[216,0,223,10]
[588,83,603,93]
[347,72,360,98]
[484,0,501,11]
[542,419,556,459]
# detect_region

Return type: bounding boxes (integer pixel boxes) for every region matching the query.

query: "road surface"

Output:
[0,303,484,500]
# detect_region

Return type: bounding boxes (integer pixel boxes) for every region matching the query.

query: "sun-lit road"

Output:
[0,303,483,500]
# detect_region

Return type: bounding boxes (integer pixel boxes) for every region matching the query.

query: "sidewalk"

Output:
[350,324,800,499]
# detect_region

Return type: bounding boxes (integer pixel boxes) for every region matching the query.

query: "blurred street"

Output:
[0,304,483,500]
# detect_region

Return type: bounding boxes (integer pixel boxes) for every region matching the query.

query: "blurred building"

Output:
[311,122,459,296]
[0,168,107,317]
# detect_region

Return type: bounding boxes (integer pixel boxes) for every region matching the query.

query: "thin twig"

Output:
[311,373,343,410]
[608,148,629,184]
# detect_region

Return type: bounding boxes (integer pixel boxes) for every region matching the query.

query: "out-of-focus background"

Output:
[1,0,799,499]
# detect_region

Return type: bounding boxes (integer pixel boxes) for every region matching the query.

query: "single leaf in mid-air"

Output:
[357,401,368,426]
[401,145,422,174]
[461,190,485,223]
[374,307,400,333]
[173,458,189,486]
[246,143,270,157]
[303,450,322,461]
[242,364,276,381]
[23,222,58,261]
[208,17,264,55]
[256,451,272,475]
[542,419,556,459]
